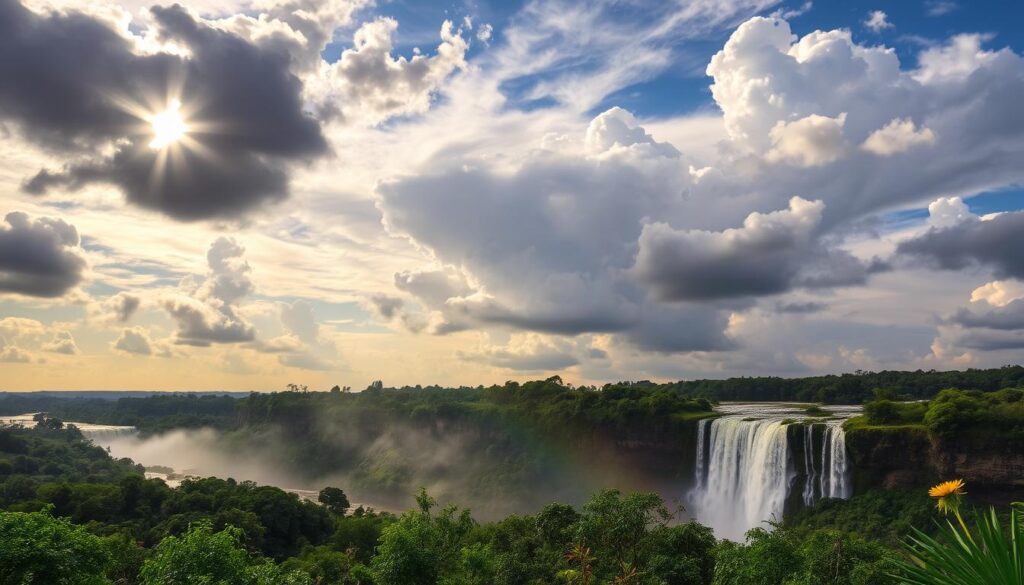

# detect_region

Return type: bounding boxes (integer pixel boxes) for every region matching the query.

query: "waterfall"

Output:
[691,417,794,541]
[78,425,137,443]
[820,425,850,499]
[801,424,818,506]
[690,404,858,541]
[694,418,707,489]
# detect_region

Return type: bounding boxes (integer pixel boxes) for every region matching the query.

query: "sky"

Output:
[1,0,1023,390]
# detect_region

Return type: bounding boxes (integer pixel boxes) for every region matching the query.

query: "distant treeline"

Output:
[3,367,1022,425]
[0,393,238,433]
[660,365,1024,403]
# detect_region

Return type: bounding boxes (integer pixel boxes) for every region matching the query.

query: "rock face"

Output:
[845,425,1024,499]
[931,445,1024,489]
[845,426,934,492]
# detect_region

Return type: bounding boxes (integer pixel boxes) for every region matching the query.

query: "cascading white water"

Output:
[691,416,794,541]
[78,425,138,442]
[820,425,850,499]
[690,403,860,541]
[801,423,818,506]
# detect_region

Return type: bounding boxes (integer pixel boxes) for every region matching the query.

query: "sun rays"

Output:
[149,99,188,150]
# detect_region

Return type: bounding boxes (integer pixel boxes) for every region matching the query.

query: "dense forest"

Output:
[4,366,1024,427]
[2,368,1023,515]
[0,418,1000,585]
[2,369,1024,583]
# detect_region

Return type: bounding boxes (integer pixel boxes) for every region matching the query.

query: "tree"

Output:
[0,508,111,585]
[139,521,311,585]
[370,490,475,585]
[319,487,351,516]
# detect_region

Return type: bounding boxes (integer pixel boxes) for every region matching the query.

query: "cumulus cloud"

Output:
[0,317,46,341]
[633,197,876,301]
[213,0,369,69]
[368,294,405,320]
[584,107,679,157]
[0,340,33,363]
[42,330,79,355]
[200,238,254,304]
[0,317,70,362]
[91,291,141,324]
[898,206,1024,278]
[114,327,154,355]
[0,211,85,298]
[926,196,972,229]
[162,295,256,346]
[766,113,847,167]
[705,17,1024,224]
[970,280,1024,307]
[306,17,469,125]
[864,10,893,33]
[394,269,473,309]
[914,34,1001,84]
[2,0,326,220]
[457,333,580,371]
[162,237,256,345]
[280,300,319,344]
[379,106,697,339]
[861,117,935,155]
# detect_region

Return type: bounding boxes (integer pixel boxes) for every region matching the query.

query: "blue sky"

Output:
[1,0,1024,389]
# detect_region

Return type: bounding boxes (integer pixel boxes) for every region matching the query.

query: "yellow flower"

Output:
[929,479,966,515]
[929,479,966,498]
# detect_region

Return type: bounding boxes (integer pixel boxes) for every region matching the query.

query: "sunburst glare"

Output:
[149,99,188,149]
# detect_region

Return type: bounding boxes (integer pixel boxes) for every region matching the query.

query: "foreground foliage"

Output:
[892,482,1023,585]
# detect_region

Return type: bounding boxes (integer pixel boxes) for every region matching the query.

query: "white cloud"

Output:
[864,10,893,33]
[42,330,79,355]
[971,280,1024,307]
[584,107,680,157]
[927,196,972,228]
[766,113,847,166]
[162,238,257,346]
[925,1,958,17]
[114,327,155,356]
[307,17,469,125]
[457,333,581,371]
[476,23,493,44]
[862,117,936,155]
[915,34,1000,84]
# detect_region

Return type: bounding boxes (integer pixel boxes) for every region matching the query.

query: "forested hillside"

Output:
[0,420,946,585]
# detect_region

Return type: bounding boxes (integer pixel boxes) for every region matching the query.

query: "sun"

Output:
[149,100,189,149]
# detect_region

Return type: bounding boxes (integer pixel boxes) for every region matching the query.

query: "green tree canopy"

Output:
[0,508,111,585]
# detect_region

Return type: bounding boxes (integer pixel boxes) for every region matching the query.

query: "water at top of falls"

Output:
[690,403,861,542]
[0,413,136,441]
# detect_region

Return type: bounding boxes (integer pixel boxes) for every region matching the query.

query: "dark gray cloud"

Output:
[106,292,142,323]
[1,0,326,220]
[622,306,735,353]
[369,293,404,319]
[949,299,1024,331]
[774,300,827,314]
[632,198,880,302]
[162,296,256,346]
[954,330,1024,351]
[0,211,85,297]
[898,213,1024,278]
